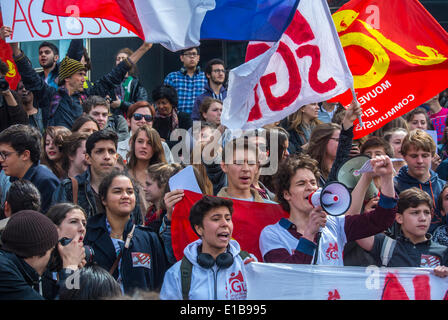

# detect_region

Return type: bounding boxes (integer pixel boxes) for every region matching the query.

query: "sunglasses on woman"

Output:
[133,113,153,122]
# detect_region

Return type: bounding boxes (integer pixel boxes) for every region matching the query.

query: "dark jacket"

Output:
[84,214,168,294]
[280,119,306,156]
[204,160,227,196]
[106,114,129,142]
[0,91,29,133]
[10,162,60,214]
[369,233,448,267]
[191,82,227,121]
[323,125,354,187]
[111,76,149,118]
[0,250,43,300]
[52,168,143,225]
[394,166,446,233]
[14,51,134,129]
[153,111,192,149]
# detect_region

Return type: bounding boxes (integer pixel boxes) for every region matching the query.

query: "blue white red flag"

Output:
[42,0,299,51]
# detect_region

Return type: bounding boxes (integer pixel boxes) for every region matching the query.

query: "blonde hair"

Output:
[401,129,436,156]
[287,106,322,135]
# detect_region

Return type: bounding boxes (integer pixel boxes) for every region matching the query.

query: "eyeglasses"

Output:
[182,53,198,57]
[133,113,153,122]
[0,151,17,160]
[212,69,226,74]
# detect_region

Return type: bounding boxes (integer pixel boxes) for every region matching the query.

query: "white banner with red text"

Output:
[245,263,448,300]
[0,0,135,42]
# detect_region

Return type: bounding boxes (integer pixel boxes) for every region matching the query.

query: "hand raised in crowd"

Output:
[431,153,442,171]
[302,205,326,242]
[370,155,395,198]
[370,155,394,178]
[164,189,185,221]
[0,26,20,56]
[349,144,361,157]
[110,96,121,109]
[363,195,379,213]
[0,26,12,40]
[58,234,86,271]
[342,97,363,130]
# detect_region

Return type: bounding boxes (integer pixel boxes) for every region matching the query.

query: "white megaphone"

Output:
[307,181,352,216]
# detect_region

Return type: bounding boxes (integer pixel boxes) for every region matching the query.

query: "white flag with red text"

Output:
[221,0,354,130]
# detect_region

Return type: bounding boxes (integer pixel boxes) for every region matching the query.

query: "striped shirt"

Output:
[164,67,207,114]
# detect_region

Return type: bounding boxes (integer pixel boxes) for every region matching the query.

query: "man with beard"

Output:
[37,42,59,89]
[191,58,227,121]
[52,129,142,224]
[0,60,28,133]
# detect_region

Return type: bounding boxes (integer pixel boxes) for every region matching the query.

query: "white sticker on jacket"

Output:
[132,252,151,269]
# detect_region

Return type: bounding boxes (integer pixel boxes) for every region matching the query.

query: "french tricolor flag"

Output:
[42,0,299,52]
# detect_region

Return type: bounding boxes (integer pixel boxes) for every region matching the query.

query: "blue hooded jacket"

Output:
[394,165,446,233]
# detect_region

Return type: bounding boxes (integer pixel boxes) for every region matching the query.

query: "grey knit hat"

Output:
[1,210,59,258]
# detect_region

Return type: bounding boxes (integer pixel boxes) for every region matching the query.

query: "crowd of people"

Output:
[0,25,448,300]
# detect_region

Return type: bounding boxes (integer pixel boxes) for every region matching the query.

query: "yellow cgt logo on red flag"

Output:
[5,60,17,78]
[330,0,448,139]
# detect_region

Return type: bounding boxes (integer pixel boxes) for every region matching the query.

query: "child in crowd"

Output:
[356,187,448,277]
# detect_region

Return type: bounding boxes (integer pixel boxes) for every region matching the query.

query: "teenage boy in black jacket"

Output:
[357,187,448,277]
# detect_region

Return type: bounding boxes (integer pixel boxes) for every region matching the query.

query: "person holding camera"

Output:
[0,210,83,300]
[43,203,91,299]
[0,58,28,133]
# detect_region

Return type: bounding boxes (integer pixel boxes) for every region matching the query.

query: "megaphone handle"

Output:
[312,230,322,265]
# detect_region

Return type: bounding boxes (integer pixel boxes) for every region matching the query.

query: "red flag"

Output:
[330,0,448,139]
[42,0,145,39]
[0,12,21,90]
[171,190,288,261]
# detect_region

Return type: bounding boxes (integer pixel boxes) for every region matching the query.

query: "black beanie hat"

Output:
[1,210,59,258]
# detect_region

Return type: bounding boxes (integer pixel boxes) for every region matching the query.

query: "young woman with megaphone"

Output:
[259,153,397,266]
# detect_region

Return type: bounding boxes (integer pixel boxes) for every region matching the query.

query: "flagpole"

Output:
[350,87,364,128]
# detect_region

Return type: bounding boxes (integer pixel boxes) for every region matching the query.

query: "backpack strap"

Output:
[180,251,251,300]
[380,236,396,267]
[180,257,193,300]
[70,177,78,205]
[109,225,136,275]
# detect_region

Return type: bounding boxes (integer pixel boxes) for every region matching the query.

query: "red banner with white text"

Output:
[331,0,448,139]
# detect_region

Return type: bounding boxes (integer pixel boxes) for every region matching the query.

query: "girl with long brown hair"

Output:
[126,125,167,213]
[41,126,72,180]
[281,103,322,155]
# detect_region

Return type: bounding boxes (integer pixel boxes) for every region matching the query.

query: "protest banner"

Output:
[221,0,353,130]
[0,0,135,43]
[245,262,448,300]
[171,190,288,261]
[331,0,448,139]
